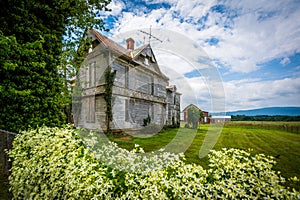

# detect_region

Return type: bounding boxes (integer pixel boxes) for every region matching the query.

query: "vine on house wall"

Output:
[104,69,116,134]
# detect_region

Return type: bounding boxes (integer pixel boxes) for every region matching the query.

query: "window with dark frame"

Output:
[125,99,129,122]
[86,97,95,123]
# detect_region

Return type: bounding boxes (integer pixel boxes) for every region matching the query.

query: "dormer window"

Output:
[88,44,93,53]
[144,58,149,65]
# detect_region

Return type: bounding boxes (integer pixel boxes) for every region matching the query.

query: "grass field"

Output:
[111,122,300,190]
[226,121,300,134]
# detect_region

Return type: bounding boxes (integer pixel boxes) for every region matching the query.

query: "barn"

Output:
[182,104,210,124]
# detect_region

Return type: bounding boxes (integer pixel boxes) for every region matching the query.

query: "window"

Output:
[93,62,96,86]
[151,77,154,95]
[125,66,129,88]
[135,71,152,94]
[89,62,96,87]
[111,62,126,87]
[151,103,154,121]
[89,63,93,87]
[144,58,149,65]
[125,99,129,122]
[86,65,89,88]
[86,97,95,123]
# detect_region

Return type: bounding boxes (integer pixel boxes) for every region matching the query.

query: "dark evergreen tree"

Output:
[0,0,110,132]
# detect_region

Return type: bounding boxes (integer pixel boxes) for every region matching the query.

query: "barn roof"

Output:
[183,104,200,112]
[182,104,208,113]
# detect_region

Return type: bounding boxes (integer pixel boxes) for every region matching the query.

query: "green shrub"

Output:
[8,126,300,199]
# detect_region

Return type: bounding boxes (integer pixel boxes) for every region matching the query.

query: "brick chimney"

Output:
[126,38,135,50]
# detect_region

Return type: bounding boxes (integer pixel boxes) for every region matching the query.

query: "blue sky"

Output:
[101,0,300,112]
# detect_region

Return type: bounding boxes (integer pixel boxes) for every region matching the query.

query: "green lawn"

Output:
[111,123,300,190]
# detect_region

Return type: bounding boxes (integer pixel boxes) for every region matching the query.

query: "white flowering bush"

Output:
[8,126,115,199]
[205,149,299,199]
[8,126,300,199]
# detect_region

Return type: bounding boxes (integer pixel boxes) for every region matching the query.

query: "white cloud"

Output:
[224,77,300,111]
[160,70,300,112]
[104,0,300,110]
[106,0,126,17]
[156,53,194,75]
[110,0,300,73]
[169,75,225,112]
[280,57,291,65]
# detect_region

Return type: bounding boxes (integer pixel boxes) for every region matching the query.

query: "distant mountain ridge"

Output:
[225,107,300,116]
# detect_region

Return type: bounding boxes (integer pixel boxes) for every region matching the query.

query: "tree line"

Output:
[231,115,300,121]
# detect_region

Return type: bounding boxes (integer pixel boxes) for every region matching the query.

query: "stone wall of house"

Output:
[77,40,177,132]
[111,62,126,88]
[110,96,166,129]
[109,58,167,129]
[128,99,151,125]
[78,96,98,130]
[112,96,135,129]
[76,45,110,130]
[79,46,108,89]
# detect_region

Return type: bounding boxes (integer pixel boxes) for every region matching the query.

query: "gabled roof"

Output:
[91,29,158,61]
[183,104,200,112]
[91,29,156,60]
[182,104,208,113]
[89,29,169,80]
[131,44,149,58]
[91,29,132,58]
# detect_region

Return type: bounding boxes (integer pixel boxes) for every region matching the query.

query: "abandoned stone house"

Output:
[75,29,181,131]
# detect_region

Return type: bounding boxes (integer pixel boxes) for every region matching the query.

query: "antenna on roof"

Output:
[139,26,163,44]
